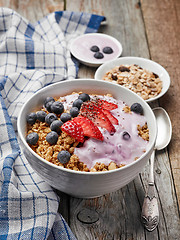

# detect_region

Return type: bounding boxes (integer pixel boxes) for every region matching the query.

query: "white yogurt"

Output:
[60,93,149,169]
[70,33,122,65]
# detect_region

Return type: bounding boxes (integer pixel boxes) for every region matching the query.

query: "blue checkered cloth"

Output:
[0,8,105,239]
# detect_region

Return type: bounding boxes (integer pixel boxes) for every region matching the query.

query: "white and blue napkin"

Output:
[0,8,105,239]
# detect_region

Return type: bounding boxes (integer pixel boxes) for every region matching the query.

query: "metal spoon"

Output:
[141,107,172,232]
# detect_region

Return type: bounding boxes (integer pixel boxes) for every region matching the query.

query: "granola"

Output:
[102,64,162,100]
[26,93,149,172]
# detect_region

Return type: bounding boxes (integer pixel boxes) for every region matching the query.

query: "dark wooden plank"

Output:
[54,190,70,223]
[141,0,180,208]
[0,0,64,22]
[67,0,150,58]
[2,0,180,239]
[66,0,180,239]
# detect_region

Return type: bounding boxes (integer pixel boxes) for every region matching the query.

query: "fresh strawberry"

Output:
[80,102,115,134]
[102,109,119,125]
[74,116,104,141]
[96,99,118,110]
[61,120,84,142]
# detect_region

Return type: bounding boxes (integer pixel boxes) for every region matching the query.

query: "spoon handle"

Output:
[141,150,159,231]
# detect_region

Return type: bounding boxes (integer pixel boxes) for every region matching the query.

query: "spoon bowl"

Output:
[141,107,172,231]
[154,107,172,151]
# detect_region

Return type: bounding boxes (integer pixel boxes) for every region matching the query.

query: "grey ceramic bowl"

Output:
[17,79,157,198]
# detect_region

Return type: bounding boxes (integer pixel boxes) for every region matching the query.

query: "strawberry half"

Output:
[96,99,118,110]
[102,109,119,125]
[74,116,104,141]
[80,102,115,134]
[61,120,84,142]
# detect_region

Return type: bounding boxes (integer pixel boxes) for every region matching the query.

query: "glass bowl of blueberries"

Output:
[70,33,123,67]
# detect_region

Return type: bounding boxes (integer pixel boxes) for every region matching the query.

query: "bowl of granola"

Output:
[94,57,170,102]
[17,79,157,198]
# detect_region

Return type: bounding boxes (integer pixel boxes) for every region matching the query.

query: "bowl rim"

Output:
[94,56,171,102]
[70,33,123,66]
[17,79,157,176]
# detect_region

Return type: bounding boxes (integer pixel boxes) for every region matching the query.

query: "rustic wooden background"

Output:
[0,0,179,239]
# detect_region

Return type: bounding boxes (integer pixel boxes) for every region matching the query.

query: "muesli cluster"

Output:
[102,64,162,100]
[26,92,149,172]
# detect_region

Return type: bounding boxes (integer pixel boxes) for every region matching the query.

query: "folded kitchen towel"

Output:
[0,8,105,239]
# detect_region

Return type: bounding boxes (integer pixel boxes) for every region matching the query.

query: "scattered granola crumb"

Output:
[123,105,131,113]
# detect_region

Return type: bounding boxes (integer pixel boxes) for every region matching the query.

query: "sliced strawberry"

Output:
[96,99,118,110]
[61,120,84,143]
[102,109,119,125]
[80,102,115,134]
[74,116,104,141]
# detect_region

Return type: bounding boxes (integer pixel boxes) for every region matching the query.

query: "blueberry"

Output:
[46,131,58,145]
[78,93,90,102]
[57,150,71,164]
[103,46,113,54]
[122,131,131,140]
[50,120,63,134]
[130,103,143,115]
[51,101,64,114]
[70,107,79,118]
[44,97,55,112]
[90,45,100,52]
[26,112,37,125]
[44,97,55,106]
[94,52,104,59]
[26,132,39,145]
[72,99,83,109]
[45,101,54,112]
[36,111,47,122]
[45,113,58,125]
[60,113,71,123]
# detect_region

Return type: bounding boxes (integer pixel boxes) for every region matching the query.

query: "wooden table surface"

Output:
[1,0,179,239]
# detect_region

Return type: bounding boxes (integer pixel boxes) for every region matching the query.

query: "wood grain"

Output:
[141,0,180,207]
[0,0,64,22]
[0,0,179,239]
[66,0,180,239]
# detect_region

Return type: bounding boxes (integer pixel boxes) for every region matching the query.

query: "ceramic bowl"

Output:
[70,33,123,67]
[94,57,170,102]
[17,79,156,198]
